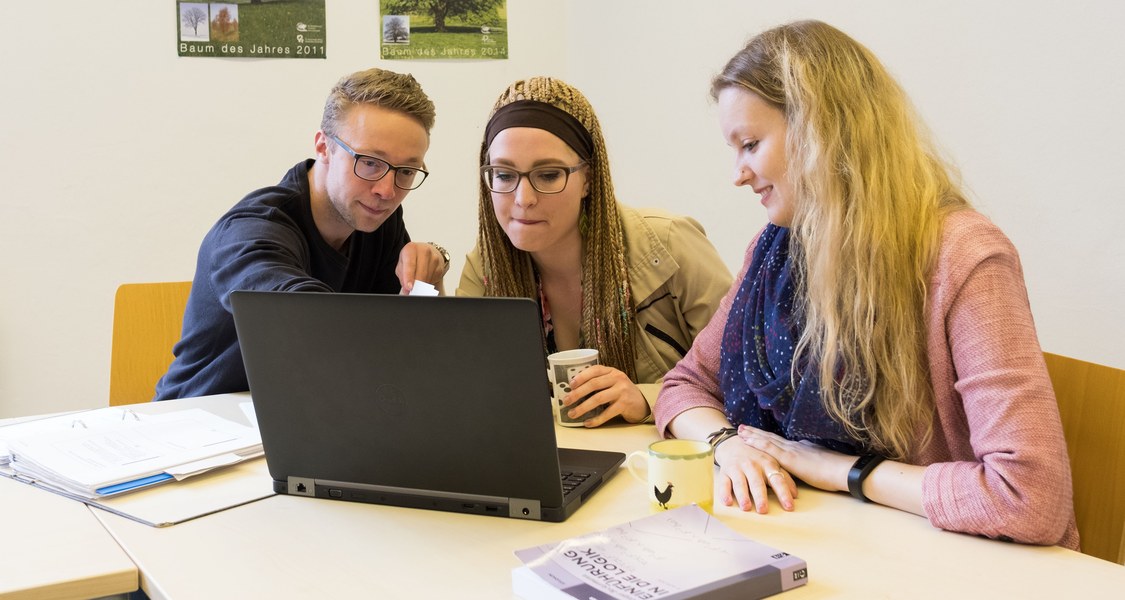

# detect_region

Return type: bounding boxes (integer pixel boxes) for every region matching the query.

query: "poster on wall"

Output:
[380,0,508,60]
[177,1,327,59]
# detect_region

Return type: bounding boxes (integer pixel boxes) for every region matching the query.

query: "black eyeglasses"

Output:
[329,135,429,190]
[480,163,586,194]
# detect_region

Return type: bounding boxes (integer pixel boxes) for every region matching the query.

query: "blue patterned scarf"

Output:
[718,225,861,454]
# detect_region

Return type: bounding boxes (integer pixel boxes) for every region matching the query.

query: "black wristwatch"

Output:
[847,454,886,502]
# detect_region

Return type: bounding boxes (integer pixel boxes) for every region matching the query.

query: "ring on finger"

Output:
[766,470,784,481]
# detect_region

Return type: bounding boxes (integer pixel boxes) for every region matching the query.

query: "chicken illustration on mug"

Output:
[654,482,675,509]
[628,440,714,512]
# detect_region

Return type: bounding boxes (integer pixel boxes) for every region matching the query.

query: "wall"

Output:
[0,0,568,417]
[566,0,1125,371]
[1,1,1122,418]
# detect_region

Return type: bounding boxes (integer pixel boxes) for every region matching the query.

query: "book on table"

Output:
[513,504,808,600]
[0,407,262,499]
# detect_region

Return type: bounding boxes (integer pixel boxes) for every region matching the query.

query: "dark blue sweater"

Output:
[154,160,408,400]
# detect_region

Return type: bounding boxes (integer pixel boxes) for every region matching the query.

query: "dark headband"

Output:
[483,100,594,161]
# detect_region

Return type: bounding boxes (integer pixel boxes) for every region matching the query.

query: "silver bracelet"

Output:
[706,427,739,465]
[425,242,451,275]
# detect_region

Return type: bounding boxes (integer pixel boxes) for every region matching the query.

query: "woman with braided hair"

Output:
[457,76,731,427]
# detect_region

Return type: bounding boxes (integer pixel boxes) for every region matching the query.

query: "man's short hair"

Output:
[321,68,436,136]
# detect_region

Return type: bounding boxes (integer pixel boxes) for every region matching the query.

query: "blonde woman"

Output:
[457,77,732,426]
[655,21,1078,549]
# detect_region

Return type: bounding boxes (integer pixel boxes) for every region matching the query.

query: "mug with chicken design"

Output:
[627,439,713,512]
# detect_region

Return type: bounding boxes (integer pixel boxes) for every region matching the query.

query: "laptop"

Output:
[230,291,625,522]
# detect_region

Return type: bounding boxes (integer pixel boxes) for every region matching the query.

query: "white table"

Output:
[0,475,137,599]
[86,393,1125,599]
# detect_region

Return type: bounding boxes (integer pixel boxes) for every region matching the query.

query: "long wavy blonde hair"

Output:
[476,77,636,379]
[713,21,968,459]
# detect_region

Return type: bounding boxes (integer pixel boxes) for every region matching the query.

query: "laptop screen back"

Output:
[231,292,565,509]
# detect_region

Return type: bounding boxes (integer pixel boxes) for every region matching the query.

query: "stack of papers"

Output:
[2,408,262,499]
[0,407,137,466]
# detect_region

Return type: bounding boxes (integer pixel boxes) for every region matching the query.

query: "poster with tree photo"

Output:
[380,0,508,60]
[177,0,327,59]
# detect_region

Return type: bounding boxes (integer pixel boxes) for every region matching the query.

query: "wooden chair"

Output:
[109,282,192,406]
[1043,352,1125,564]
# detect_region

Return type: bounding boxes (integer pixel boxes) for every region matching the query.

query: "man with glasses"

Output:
[155,68,449,401]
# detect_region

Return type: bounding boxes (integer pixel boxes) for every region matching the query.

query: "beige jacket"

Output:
[457,206,732,411]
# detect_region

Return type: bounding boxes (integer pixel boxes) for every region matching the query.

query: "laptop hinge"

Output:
[315,479,504,501]
[509,498,541,520]
[291,477,541,518]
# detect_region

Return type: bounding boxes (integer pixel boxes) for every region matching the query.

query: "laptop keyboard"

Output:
[560,470,592,496]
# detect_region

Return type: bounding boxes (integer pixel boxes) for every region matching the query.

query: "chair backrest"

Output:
[1043,352,1125,564]
[109,282,192,406]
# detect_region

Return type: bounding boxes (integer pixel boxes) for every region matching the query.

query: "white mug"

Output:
[546,349,603,426]
[627,439,714,512]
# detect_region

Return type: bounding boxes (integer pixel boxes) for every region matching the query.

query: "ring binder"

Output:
[2,407,262,499]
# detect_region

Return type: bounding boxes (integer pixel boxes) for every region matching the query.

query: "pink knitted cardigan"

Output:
[655,210,1079,549]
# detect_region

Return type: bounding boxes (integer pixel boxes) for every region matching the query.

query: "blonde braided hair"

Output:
[476,77,636,379]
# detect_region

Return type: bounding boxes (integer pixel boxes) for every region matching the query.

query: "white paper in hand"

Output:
[409,281,438,296]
